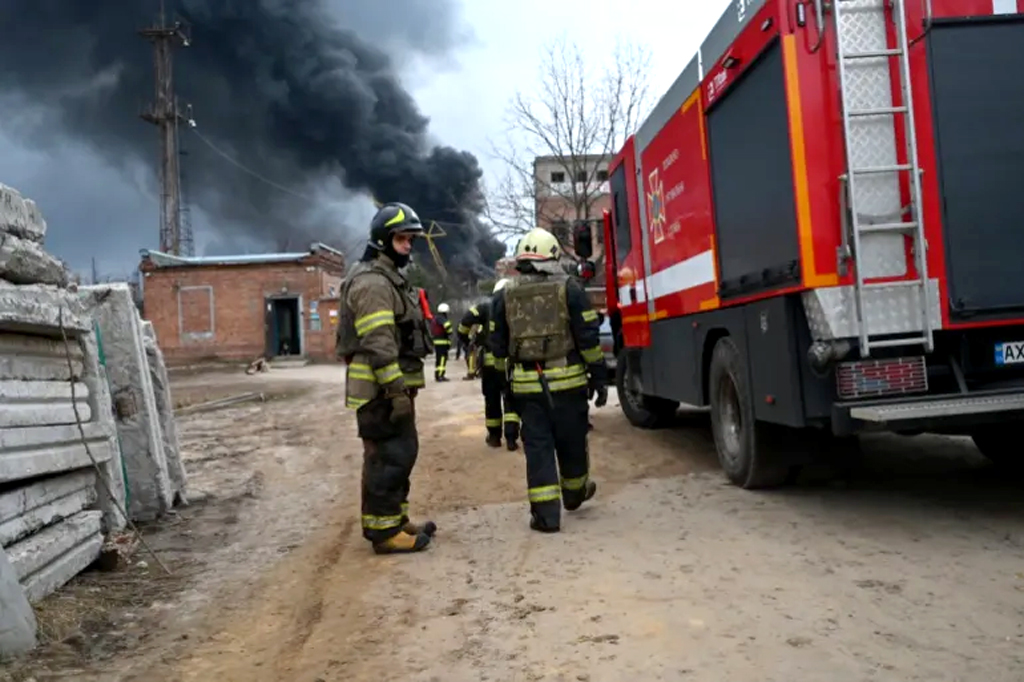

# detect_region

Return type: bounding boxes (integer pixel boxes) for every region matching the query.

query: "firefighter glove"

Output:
[389,392,413,423]
[588,377,608,408]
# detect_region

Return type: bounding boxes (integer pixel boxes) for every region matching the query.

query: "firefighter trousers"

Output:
[434,345,450,381]
[481,366,520,444]
[356,394,419,544]
[519,387,591,530]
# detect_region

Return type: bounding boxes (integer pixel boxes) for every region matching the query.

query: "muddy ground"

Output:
[4,361,1024,681]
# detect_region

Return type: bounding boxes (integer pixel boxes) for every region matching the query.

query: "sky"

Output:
[0,0,731,280]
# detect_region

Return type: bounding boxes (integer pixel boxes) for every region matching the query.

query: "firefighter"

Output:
[335,201,436,555]
[458,281,521,450]
[432,302,453,381]
[490,227,609,533]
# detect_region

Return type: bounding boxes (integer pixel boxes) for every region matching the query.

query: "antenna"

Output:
[140,4,191,255]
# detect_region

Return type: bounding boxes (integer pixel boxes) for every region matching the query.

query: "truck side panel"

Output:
[706,36,801,299]
[642,294,835,425]
[925,16,1024,321]
[609,141,651,349]
[639,83,717,320]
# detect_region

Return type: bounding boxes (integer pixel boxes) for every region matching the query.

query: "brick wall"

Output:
[306,297,340,359]
[141,259,343,365]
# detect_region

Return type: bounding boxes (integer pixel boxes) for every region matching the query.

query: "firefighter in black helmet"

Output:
[335,201,437,555]
[490,227,609,533]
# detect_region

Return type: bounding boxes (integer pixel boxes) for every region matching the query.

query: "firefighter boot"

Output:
[506,438,519,451]
[563,481,597,511]
[372,530,431,555]
[402,519,438,537]
[529,511,560,533]
[485,433,502,448]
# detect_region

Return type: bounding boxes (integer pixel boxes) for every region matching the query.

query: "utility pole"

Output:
[140,0,190,255]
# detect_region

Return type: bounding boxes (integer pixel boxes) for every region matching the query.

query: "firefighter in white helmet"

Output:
[490,227,608,532]
[431,302,453,381]
[458,277,521,450]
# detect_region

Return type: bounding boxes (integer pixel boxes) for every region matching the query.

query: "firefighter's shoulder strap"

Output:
[504,273,574,363]
[343,260,411,318]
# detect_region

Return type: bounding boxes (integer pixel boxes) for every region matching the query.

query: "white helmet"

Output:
[492,278,511,293]
[437,302,450,314]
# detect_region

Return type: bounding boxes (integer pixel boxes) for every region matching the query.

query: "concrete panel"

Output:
[0,487,96,548]
[0,282,90,336]
[80,284,172,521]
[141,322,187,504]
[0,378,92,428]
[0,233,69,287]
[0,421,113,487]
[8,510,102,582]
[0,547,36,659]
[21,531,102,603]
[0,469,95,531]
[0,182,46,243]
[0,332,84,381]
[79,330,127,534]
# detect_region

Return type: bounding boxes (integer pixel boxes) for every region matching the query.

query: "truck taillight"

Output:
[835,356,927,400]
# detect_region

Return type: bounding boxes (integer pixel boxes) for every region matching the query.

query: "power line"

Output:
[187,125,316,201]
[187,122,488,231]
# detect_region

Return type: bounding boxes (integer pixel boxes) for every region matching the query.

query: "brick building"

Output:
[533,154,612,309]
[138,243,345,365]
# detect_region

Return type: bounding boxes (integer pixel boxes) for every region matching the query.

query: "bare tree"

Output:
[486,34,652,242]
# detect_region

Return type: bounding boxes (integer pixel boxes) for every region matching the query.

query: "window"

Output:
[609,166,632,267]
[575,170,587,183]
[550,171,565,183]
[596,170,609,182]
[550,220,570,243]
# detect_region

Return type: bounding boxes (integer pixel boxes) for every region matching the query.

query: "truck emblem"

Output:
[647,168,666,244]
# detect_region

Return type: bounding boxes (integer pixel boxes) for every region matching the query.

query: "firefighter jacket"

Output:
[457,303,499,368]
[335,255,431,409]
[431,314,453,346]
[490,272,608,395]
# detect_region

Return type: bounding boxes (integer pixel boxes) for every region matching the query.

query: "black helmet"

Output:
[368,202,424,251]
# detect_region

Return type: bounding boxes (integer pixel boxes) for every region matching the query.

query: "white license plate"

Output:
[995,341,1024,365]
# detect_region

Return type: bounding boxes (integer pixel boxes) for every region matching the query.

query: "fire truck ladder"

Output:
[834,0,934,357]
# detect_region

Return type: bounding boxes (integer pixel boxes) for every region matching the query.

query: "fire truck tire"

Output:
[708,336,792,489]
[616,349,678,429]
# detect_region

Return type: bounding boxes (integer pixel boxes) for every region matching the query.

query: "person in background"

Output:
[431,302,453,381]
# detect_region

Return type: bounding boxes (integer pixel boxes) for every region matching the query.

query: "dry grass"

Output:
[1,533,190,680]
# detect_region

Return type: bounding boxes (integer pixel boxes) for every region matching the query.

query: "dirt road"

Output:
[8,363,1024,681]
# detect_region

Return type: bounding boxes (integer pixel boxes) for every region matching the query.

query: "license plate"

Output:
[995,341,1024,365]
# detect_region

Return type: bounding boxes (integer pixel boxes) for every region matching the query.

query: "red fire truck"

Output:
[574,0,1024,488]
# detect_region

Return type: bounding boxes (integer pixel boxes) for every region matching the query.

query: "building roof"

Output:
[533,153,610,165]
[139,242,345,269]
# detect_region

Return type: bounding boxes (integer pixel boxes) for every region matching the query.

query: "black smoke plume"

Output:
[0,0,506,275]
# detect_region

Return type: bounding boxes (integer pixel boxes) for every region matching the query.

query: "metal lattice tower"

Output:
[176,106,196,257]
[140,0,191,255]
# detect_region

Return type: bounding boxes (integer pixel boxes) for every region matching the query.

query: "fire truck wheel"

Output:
[708,336,791,489]
[615,349,678,429]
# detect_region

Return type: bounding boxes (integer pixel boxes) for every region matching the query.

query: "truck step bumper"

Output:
[833,390,1024,435]
[851,394,1024,422]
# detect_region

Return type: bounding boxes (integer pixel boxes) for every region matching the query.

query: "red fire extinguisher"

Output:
[417,288,434,320]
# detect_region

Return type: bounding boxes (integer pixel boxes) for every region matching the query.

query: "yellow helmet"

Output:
[514,227,563,262]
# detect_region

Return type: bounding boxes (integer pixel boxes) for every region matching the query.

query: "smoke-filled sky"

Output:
[0,0,727,278]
